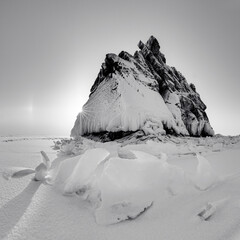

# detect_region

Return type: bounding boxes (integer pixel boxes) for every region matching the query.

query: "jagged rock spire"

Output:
[71,36,214,139]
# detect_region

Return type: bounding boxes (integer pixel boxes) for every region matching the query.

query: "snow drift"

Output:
[51,148,217,225]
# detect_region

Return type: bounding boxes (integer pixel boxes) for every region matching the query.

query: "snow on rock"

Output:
[138,37,214,137]
[71,56,182,138]
[164,91,188,135]
[71,36,214,139]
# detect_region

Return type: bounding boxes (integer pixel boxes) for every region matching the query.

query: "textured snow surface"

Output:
[1,136,240,240]
[55,149,188,225]
[71,57,185,138]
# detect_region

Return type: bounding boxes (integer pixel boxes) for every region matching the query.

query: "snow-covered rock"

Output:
[71,53,183,138]
[71,36,214,139]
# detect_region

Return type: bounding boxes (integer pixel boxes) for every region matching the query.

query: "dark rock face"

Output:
[136,36,213,136]
[76,36,214,138]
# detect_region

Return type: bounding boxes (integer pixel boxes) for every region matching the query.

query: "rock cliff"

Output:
[71,36,214,139]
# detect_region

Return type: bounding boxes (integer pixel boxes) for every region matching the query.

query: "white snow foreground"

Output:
[50,148,217,225]
[2,137,240,239]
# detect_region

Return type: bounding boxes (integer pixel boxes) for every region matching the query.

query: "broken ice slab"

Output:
[198,202,216,220]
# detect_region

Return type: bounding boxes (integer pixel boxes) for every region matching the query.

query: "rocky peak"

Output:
[72,36,214,139]
[145,35,162,59]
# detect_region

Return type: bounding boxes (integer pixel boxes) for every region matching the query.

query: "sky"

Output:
[0,0,240,136]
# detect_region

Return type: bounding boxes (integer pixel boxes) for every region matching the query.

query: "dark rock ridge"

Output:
[72,36,214,138]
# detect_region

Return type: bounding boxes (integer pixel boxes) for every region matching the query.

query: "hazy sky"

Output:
[0,0,240,136]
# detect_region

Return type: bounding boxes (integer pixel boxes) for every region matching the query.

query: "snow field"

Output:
[1,137,240,240]
[52,147,219,225]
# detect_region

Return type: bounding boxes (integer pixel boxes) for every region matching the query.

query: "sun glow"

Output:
[27,104,33,113]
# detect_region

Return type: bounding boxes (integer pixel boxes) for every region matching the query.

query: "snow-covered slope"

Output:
[71,36,214,139]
